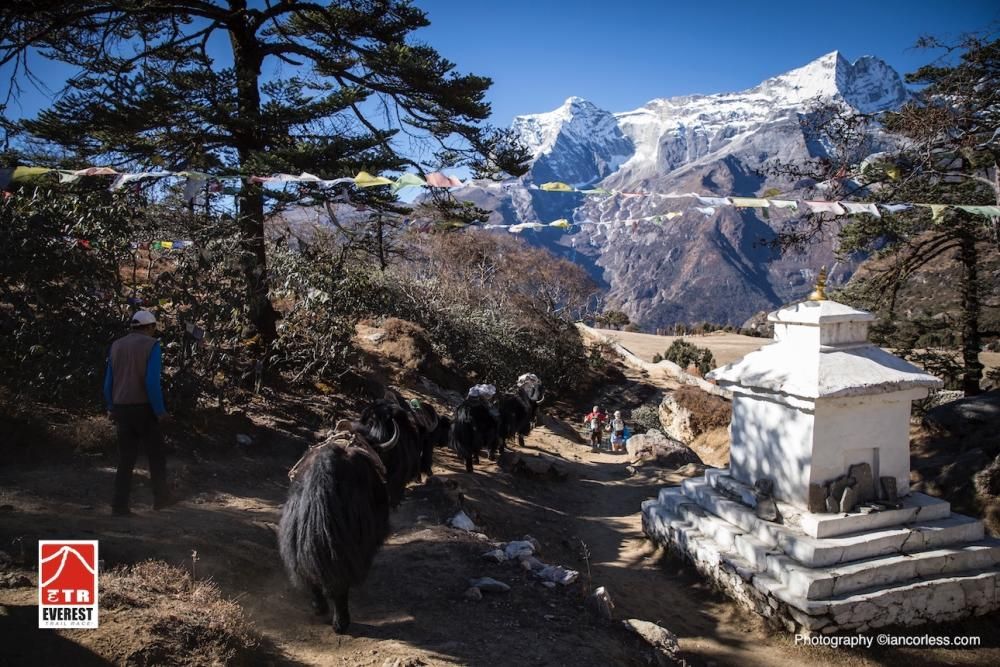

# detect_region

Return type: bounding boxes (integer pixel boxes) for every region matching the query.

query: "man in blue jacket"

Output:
[104,310,171,515]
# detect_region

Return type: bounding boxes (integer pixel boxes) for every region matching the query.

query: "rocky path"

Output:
[2,368,998,665]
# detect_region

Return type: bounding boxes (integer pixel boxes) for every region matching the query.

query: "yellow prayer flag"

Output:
[927,204,948,222]
[540,181,574,192]
[11,166,54,182]
[354,171,393,188]
[549,219,572,229]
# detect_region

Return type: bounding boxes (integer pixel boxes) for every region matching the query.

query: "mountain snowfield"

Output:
[468,51,912,328]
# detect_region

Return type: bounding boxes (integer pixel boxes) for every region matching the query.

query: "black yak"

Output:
[497,374,546,449]
[449,397,500,473]
[384,388,441,478]
[278,421,396,633]
[359,398,422,507]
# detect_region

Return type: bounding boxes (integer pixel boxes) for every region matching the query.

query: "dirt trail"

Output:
[2,368,999,666]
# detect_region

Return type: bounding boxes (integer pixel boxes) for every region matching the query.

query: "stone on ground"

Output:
[468,577,510,593]
[448,510,477,532]
[625,430,702,468]
[622,619,680,666]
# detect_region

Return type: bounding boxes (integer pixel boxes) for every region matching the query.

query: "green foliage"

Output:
[662,339,716,375]
[630,404,662,434]
[2,0,531,351]
[0,188,138,402]
[769,36,1000,395]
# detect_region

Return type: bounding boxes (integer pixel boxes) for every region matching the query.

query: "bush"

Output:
[1,188,593,409]
[0,188,144,405]
[662,339,716,375]
[630,403,662,434]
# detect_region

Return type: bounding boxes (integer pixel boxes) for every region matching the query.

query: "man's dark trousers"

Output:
[112,404,167,511]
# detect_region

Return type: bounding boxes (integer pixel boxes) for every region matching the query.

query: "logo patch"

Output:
[38,540,99,628]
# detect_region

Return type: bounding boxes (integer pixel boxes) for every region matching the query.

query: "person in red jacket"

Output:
[583,405,607,449]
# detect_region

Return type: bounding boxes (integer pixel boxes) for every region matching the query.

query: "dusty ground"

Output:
[2,367,999,666]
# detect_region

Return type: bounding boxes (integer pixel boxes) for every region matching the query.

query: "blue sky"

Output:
[413,0,999,125]
[3,1,996,136]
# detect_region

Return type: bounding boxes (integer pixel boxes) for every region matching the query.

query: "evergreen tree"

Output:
[772,36,999,395]
[0,0,529,358]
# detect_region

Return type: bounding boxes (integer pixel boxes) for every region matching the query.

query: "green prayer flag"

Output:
[391,173,426,193]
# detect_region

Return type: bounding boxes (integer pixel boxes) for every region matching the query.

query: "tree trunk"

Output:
[230,9,279,357]
[957,226,983,396]
[376,215,387,271]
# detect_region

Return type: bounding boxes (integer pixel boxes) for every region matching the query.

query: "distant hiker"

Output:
[610,410,627,453]
[103,310,171,516]
[584,405,606,448]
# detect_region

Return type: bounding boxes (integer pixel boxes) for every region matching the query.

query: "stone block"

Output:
[881,476,898,504]
[808,484,827,513]
[848,463,875,504]
[840,486,857,513]
[755,496,779,522]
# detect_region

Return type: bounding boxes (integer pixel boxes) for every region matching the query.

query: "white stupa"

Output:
[642,272,1000,633]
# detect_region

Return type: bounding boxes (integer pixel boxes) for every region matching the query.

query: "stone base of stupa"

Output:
[642,468,1000,633]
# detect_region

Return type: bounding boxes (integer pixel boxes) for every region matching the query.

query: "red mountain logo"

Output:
[38,541,99,628]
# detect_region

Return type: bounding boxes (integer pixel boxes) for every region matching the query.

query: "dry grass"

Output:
[671,386,731,435]
[73,560,259,666]
[596,329,769,367]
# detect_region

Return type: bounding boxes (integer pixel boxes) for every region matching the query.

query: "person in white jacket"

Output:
[609,410,626,453]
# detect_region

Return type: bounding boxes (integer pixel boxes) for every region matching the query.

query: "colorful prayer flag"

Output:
[957,205,1000,217]
[840,202,881,218]
[425,172,463,188]
[730,197,770,208]
[540,181,574,192]
[391,173,427,193]
[804,201,846,215]
[354,171,394,188]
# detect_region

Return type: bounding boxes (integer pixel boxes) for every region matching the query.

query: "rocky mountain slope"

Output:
[465,52,911,327]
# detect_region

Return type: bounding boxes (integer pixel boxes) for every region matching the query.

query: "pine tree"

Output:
[0,0,528,358]
[772,36,999,395]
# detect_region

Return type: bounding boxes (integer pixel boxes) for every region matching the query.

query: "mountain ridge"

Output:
[472,51,912,328]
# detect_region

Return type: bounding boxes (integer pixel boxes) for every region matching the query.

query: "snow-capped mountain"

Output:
[511,97,634,187]
[470,51,911,328]
[516,51,908,190]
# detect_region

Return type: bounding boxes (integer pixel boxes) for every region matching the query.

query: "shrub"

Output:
[630,403,662,434]
[662,339,716,375]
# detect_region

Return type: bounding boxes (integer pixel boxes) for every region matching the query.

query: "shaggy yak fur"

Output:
[449,398,500,473]
[278,429,392,633]
[497,383,545,449]
[385,388,442,478]
[359,399,422,507]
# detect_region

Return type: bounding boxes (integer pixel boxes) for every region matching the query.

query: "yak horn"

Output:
[376,419,399,452]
